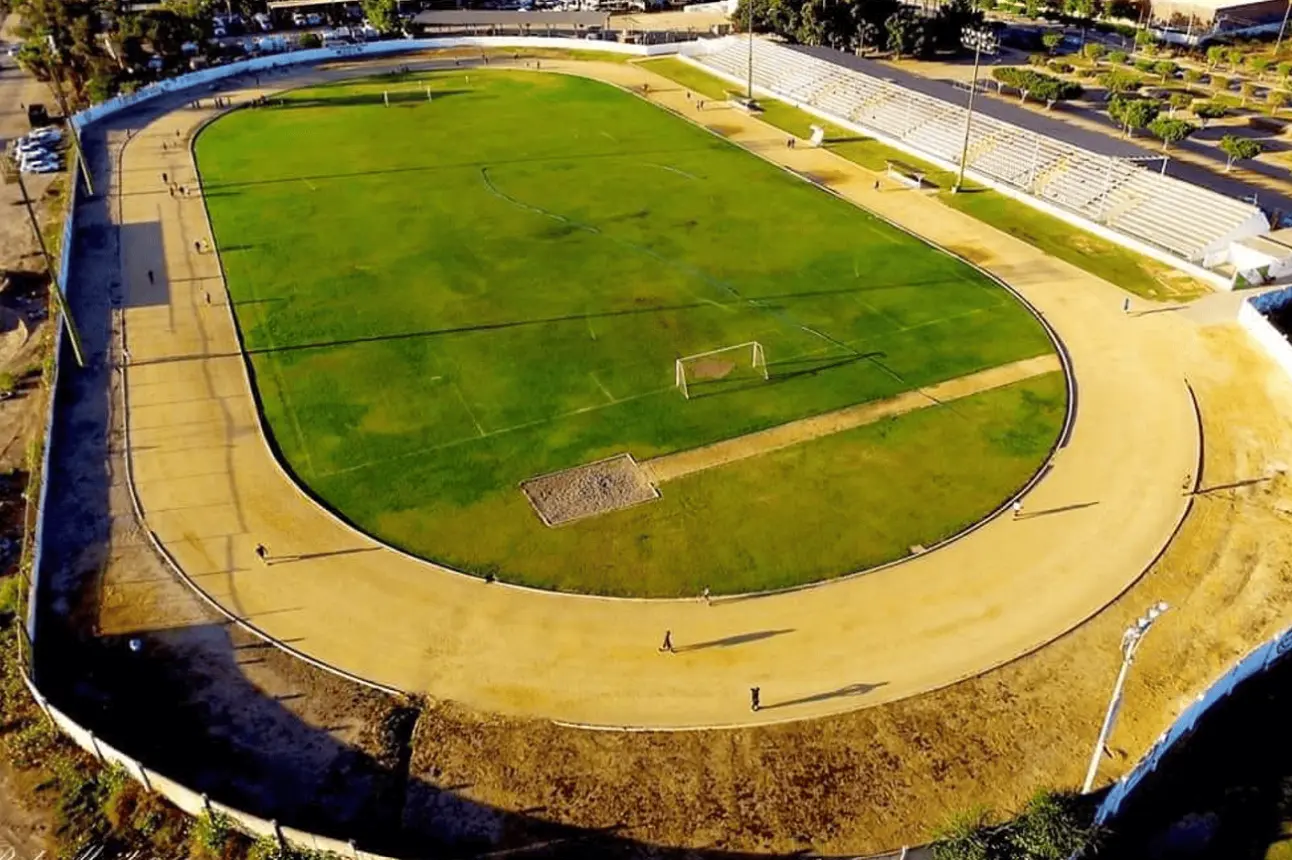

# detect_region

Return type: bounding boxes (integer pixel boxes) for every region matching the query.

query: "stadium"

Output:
[20,31,1292,860]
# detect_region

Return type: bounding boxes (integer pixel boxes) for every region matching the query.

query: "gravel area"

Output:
[521,454,659,526]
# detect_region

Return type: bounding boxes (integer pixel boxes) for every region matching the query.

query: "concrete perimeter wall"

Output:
[1238,287,1292,380]
[19,33,1292,855]
[1095,624,1292,824]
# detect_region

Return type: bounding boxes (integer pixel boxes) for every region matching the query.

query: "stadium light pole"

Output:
[1276,0,1292,57]
[1081,601,1170,794]
[953,26,996,194]
[746,0,755,101]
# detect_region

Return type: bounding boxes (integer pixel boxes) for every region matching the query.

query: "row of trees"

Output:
[10,0,401,109]
[992,67,1084,108]
[733,0,986,59]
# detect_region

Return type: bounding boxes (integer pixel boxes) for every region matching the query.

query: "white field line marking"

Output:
[646,162,700,180]
[589,372,618,404]
[315,385,674,479]
[585,315,597,340]
[451,381,487,438]
[300,177,318,191]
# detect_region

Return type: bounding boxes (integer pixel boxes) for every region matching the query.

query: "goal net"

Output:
[675,341,768,400]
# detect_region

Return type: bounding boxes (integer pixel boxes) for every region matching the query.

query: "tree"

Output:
[1029,52,1048,66]
[1192,100,1227,126]
[1278,61,1292,78]
[928,0,983,54]
[1109,94,1160,135]
[361,0,399,33]
[1240,80,1255,105]
[1268,89,1289,114]
[1108,49,1128,64]
[1082,42,1106,64]
[884,7,921,59]
[1168,90,1192,114]
[1251,56,1272,78]
[1227,47,1243,69]
[1099,69,1140,95]
[1153,59,1177,81]
[1183,68,1202,86]
[1206,45,1226,68]
[1219,133,1262,170]
[298,32,322,48]
[1041,31,1063,54]
[1211,73,1231,93]
[1134,28,1156,52]
[993,67,1082,106]
[1148,115,1195,148]
[1024,0,1043,19]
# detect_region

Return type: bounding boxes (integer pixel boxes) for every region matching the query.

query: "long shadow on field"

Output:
[269,88,471,110]
[685,353,883,399]
[36,65,920,860]
[197,145,722,192]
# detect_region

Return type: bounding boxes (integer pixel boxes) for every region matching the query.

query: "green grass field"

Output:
[196,68,1063,596]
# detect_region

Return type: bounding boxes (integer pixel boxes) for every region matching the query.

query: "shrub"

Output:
[932,806,995,860]
[0,372,16,395]
[1082,43,1105,62]
[1212,73,1231,91]
[1029,52,1048,66]
[298,32,322,49]
[191,810,235,860]
[1047,61,1074,74]
[0,575,18,617]
[1134,58,1155,72]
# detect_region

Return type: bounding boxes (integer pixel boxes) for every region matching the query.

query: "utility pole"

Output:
[4,155,87,367]
[1082,602,1169,794]
[1276,0,1292,57]
[954,26,996,194]
[746,0,754,101]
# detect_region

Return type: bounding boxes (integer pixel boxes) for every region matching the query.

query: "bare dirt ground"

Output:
[521,455,659,526]
[27,51,1292,859]
[0,13,62,857]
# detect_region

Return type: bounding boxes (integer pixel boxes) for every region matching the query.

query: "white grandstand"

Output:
[692,38,1268,268]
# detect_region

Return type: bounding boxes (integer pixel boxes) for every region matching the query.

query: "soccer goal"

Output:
[675,341,768,400]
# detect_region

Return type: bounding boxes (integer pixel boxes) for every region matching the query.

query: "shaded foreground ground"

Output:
[30,50,1292,856]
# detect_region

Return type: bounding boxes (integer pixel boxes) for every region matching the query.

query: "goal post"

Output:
[675,341,768,400]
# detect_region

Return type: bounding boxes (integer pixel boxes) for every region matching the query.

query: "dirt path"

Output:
[645,354,1060,483]
[103,54,1200,731]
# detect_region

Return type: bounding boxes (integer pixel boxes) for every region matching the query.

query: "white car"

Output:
[27,126,61,142]
[22,157,61,173]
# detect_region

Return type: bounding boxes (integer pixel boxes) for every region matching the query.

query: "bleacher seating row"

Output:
[694,39,1266,264]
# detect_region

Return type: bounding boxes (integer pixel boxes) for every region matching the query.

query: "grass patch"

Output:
[638,56,733,100]
[198,69,1059,596]
[639,56,1209,299]
[940,190,1210,299]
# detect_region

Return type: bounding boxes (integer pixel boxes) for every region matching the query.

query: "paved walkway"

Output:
[110,54,1199,729]
[644,354,1060,483]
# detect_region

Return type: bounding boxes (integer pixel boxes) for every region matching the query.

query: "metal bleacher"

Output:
[693,38,1267,265]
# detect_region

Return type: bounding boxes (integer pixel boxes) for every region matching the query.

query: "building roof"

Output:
[411,10,612,27]
[1236,227,1292,259]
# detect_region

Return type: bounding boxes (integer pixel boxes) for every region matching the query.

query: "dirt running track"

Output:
[108,55,1199,729]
